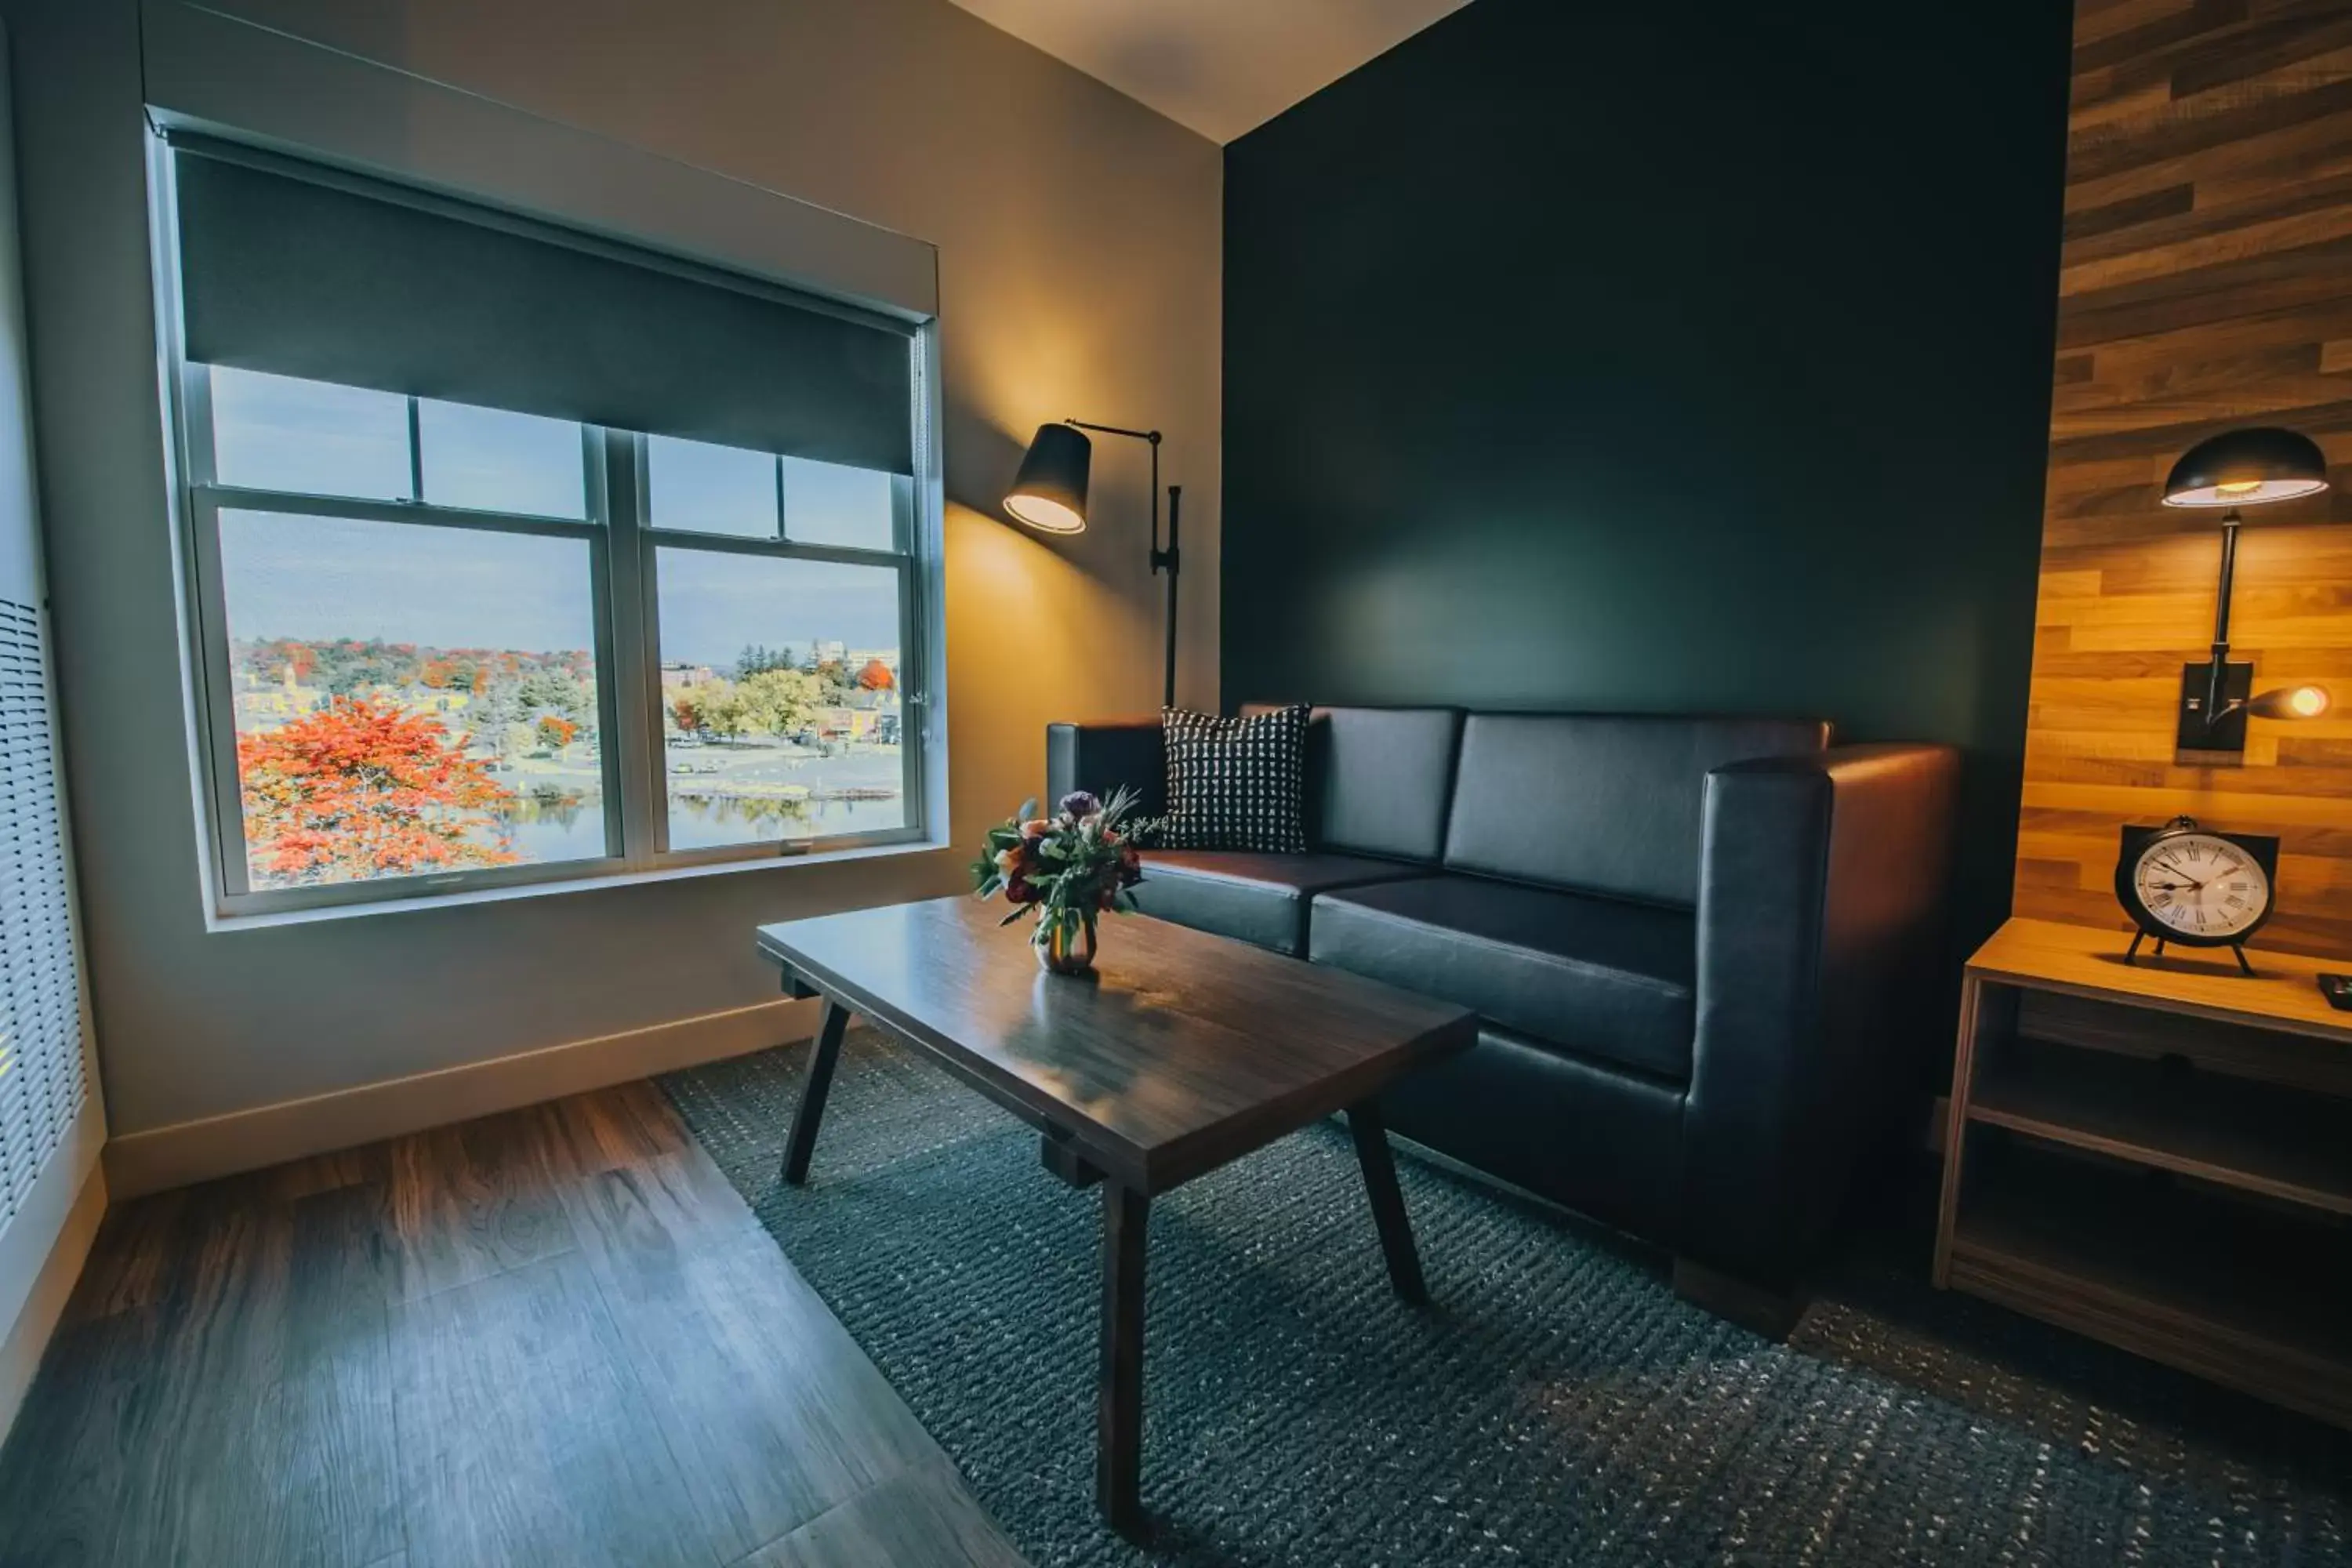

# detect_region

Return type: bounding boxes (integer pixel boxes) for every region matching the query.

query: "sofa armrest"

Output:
[1044,719,1167,819]
[1680,742,1960,1287]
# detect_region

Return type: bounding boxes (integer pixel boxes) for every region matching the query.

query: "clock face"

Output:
[2131,833,2271,941]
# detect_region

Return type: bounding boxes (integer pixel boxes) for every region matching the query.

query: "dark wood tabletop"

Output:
[756,895,1475,1196]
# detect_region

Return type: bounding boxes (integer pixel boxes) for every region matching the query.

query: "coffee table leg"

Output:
[1347,1098,1428,1305]
[1097,1181,1149,1538]
[782,1000,850,1186]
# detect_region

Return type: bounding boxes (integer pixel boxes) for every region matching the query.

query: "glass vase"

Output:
[1035,913,1098,976]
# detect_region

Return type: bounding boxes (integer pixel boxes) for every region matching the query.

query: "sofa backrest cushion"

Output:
[1248,704,1462,862]
[1443,713,1830,906]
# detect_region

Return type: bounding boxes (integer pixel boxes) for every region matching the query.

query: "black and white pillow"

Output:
[1158,704,1310,853]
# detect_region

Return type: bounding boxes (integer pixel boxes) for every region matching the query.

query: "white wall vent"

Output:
[0,595,85,1231]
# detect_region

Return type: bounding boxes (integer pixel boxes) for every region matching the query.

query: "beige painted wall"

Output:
[2,0,1220,1137]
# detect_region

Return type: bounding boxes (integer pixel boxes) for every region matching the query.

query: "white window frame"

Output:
[150,140,944,921]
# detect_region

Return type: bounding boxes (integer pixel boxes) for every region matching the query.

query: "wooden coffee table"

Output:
[755,895,1475,1537]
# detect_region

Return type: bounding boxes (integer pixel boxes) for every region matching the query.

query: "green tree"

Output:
[735,644,796,680]
[471,680,529,758]
[739,667,820,739]
[517,670,590,722]
[690,677,749,742]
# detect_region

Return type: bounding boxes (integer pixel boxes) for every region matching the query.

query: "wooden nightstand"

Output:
[1935,917,2352,1428]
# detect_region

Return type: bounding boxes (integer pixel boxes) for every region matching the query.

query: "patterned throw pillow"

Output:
[1158,704,1310,853]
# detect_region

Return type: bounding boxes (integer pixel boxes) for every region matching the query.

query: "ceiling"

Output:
[942,0,1472,144]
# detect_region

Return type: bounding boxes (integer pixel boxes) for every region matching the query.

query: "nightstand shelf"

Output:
[1969,1036,2352,1215]
[1937,919,2352,1427]
[1949,1140,2352,1425]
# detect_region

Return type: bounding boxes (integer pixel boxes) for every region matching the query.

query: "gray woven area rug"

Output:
[662,1031,2352,1568]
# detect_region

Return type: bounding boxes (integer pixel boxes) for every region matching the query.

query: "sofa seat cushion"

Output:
[1131,850,1426,956]
[1308,876,1696,1081]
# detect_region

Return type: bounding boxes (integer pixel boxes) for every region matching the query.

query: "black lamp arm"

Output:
[1062,418,1169,565]
[2204,508,2245,728]
[1062,419,1180,708]
[1065,419,1160,445]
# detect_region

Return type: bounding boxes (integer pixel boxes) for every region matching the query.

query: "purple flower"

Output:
[1058,790,1102,820]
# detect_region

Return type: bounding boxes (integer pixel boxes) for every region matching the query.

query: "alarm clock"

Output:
[2114,815,2279,975]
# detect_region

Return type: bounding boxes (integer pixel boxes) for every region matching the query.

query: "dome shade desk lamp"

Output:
[2161,426,2333,755]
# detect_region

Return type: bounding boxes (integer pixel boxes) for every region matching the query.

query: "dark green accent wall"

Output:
[1221,0,2074,951]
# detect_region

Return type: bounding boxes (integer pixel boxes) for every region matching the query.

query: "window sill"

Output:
[202,831,949,932]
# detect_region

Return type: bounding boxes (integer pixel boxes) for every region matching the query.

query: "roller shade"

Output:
[172,144,916,474]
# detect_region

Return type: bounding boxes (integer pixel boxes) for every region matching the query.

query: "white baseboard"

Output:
[103,994,822,1200]
[0,1152,107,1448]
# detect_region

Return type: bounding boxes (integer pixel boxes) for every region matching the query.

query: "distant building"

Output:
[813,700,894,740]
[659,662,716,689]
[811,640,847,666]
[845,648,898,673]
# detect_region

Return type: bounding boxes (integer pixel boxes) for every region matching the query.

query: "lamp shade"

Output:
[2162,426,2330,508]
[1004,422,1092,534]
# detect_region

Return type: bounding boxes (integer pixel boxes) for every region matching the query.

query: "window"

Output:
[161,142,938,916]
[652,550,906,849]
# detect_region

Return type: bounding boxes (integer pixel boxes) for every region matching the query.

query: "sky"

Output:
[654,548,900,665]
[220,510,901,666]
[211,368,903,668]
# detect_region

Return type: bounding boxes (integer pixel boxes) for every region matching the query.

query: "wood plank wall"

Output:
[2019,0,2352,960]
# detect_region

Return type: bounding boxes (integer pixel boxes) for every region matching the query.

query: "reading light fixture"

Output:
[1002,422,1092,535]
[2161,426,2332,754]
[1004,419,1183,707]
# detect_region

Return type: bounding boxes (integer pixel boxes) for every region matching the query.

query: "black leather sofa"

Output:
[1046,706,1960,1331]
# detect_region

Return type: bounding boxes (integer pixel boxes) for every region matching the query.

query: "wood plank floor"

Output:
[0,1079,1026,1568]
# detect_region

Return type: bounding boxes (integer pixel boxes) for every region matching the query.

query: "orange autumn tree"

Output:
[237,695,519,885]
[854,657,895,691]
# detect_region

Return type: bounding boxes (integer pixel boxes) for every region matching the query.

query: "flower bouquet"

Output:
[971,786,1146,975]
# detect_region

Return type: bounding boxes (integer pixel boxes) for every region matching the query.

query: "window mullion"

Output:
[406,395,423,502]
[192,485,605,539]
[630,532,907,569]
[601,430,662,868]
[184,490,256,901]
[893,540,921,831]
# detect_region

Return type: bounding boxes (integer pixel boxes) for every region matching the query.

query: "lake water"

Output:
[492,788,906,862]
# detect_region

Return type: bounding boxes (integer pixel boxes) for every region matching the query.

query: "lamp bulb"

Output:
[2247,684,2332,720]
